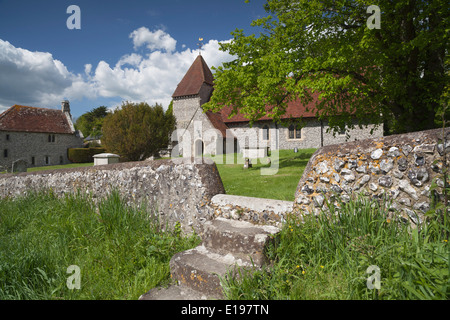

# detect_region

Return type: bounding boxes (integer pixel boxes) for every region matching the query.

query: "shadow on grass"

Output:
[276,150,316,170]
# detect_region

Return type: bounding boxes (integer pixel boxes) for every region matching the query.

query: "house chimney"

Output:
[61,100,75,132]
[61,100,71,114]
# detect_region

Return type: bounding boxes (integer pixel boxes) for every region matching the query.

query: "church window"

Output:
[262,125,269,140]
[288,125,301,139]
[3,149,8,158]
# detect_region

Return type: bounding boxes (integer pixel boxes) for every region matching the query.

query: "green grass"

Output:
[0,191,200,300]
[27,163,94,172]
[221,196,450,300]
[212,149,316,201]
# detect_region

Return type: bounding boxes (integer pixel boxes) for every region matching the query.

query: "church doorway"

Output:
[195,139,204,157]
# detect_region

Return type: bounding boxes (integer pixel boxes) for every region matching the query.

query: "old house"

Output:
[0,100,84,171]
[171,55,383,157]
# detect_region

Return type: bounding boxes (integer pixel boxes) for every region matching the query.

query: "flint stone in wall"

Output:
[371,149,383,160]
[393,169,403,179]
[295,127,450,226]
[313,194,325,208]
[316,183,328,194]
[380,159,394,174]
[343,173,356,183]
[398,198,411,207]
[348,159,357,169]
[413,202,430,213]
[333,172,341,183]
[407,168,429,187]
[397,157,408,171]
[334,159,345,172]
[390,188,400,199]
[378,176,393,188]
[369,183,378,191]
[398,179,419,200]
[356,165,367,173]
[356,174,370,189]
[316,161,329,174]
[403,145,413,156]
[330,184,343,194]
[302,184,314,195]
[388,147,400,157]
[437,140,450,156]
[369,162,381,174]
[320,176,330,183]
[414,144,435,154]
[414,153,425,166]
[404,208,422,225]
[431,162,443,173]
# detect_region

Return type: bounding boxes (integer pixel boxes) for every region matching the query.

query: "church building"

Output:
[171,55,383,158]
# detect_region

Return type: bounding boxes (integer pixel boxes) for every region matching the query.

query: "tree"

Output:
[75,106,109,138]
[205,0,448,135]
[101,102,176,161]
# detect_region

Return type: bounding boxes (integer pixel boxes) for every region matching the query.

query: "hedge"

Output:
[68,147,106,163]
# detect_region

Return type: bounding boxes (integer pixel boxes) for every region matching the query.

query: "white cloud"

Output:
[0,28,235,114]
[130,27,177,53]
[0,39,97,112]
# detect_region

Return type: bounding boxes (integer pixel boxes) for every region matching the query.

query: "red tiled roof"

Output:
[204,111,234,139]
[172,55,214,98]
[220,93,320,123]
[0,105,73,134]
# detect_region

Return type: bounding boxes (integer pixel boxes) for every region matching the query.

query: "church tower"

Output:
[171,55,230,157]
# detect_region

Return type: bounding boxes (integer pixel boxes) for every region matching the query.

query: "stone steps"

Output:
[139,217,280,300]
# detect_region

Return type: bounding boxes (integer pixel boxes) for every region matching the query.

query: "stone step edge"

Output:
[201,217,280,264]
[138,283,212,300]
[169,245,264,299]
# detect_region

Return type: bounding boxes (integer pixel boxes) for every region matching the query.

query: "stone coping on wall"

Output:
[294,127,450,225]
[211,194,294,227]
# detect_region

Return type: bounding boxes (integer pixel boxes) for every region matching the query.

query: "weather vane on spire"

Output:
[197,37,204,55]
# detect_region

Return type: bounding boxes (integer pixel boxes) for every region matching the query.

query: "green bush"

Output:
[68,147,106,163]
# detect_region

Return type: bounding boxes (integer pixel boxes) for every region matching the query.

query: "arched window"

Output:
[262,125,269,140]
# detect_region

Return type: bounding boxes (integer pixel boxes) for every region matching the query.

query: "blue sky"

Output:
[0,0,267,118]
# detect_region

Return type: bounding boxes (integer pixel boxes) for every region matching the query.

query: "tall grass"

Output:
[0,190,200,300]
[222,196,449,300]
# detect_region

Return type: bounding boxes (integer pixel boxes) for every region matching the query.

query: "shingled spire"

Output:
[172,55,214,98]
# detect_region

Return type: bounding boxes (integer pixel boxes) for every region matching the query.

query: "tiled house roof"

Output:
[0,105,74,134]
[172,55,214,98]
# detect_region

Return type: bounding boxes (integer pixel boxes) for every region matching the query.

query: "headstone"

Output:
[243,158,252,169]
